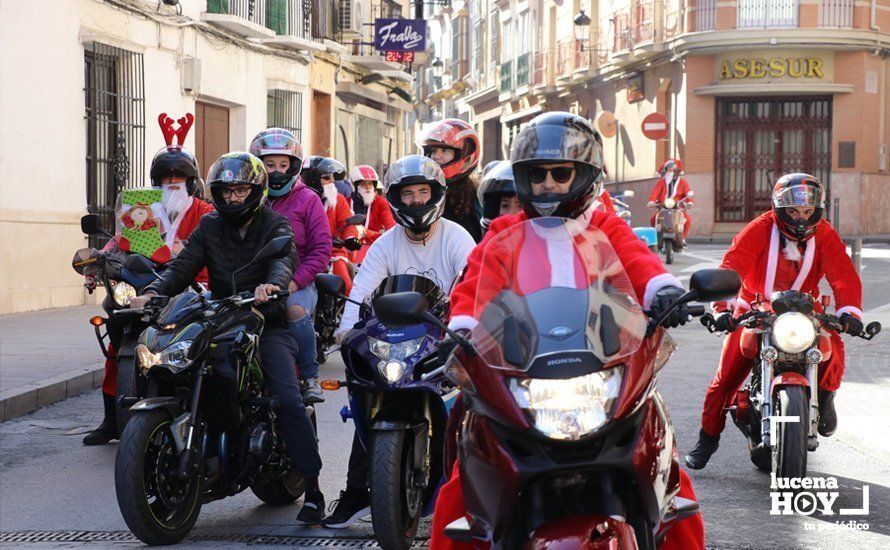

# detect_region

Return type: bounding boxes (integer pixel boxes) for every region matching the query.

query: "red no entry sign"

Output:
[641,113,670,140]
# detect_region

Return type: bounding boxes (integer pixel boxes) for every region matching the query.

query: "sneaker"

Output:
[321,488,370,528]
[684,429,720,470]
[303,377,325,404]
[296,488,325,525]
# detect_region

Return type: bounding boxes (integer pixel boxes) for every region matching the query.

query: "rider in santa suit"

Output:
[648,159,693,241]
[431,112,705,550]
[349,164,395,263]
[685,173,863,470]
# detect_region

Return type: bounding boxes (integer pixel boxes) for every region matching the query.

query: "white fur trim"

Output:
[836,306,863,319]
[764,224,780,299]
[643,273,684,309]
[791,237,816,291]
[448,315,479,332]
[736,298,752,311]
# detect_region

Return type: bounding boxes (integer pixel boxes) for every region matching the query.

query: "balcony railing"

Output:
[690,0,717,31]
[499,62,513,93]
[819,0,853,27]
[515,53,530,87]
[738,0,798,28]
[633,1,655,43]
[557,39,573,77]
[533,50,546,86]
[266,0,309,37]
[207,0,268,27]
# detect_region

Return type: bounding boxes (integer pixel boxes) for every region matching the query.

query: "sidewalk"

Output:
[0,305,105,421]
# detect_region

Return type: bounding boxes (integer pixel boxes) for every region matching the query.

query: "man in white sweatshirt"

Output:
[324,155,475,528]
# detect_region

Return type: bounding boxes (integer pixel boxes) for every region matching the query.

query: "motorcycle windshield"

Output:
[470,217,647,373]
[371,274,445,309]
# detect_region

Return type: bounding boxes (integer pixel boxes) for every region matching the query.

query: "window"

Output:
[266,0,309,37]
[267,90,304,141]
[84,42,145,248]
[312,0,337,40]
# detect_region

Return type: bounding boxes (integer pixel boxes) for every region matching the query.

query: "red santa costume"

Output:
[648,159,693,239]
[700,210,862,437]
[326,192,360,296]
[430,207,704,550]
[353,194,396,264]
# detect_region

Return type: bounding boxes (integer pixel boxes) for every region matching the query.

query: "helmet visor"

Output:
[383,155,446,191]
[510,122,604,169]
[773,184,825,209]
[208,157,266,186]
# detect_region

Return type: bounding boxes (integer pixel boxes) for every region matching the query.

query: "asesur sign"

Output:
[374,19,427,52]
[714,50,833,82]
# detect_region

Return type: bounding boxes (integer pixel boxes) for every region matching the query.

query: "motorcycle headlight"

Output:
[136,341,194,374]
[772,312,816,354]
[377,360,406,384]
[664,198,676,209]
[508,367,624,441]
[369,336,424,362]
[110,280,137,306]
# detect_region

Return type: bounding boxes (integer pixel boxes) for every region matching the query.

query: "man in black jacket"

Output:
[130,152,325,525]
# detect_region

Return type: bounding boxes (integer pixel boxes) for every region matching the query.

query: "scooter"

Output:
[652,193,693,265]
[316,273,459,550]
[368,218,740,548]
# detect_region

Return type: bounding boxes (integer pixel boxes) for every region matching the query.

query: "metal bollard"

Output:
[852,238,862,274]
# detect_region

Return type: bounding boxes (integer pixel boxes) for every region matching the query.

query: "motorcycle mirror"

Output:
[345,214,366,226]
[622,190,635,199]
[250,236,292,264]
[80,214,102,235]
[123,254,157,275]
[689,269,741,302]
[315,273,346,297]
[373,292,429,328]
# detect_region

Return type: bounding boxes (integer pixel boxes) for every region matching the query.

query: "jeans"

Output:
[287,284,320,379]
[259,328,322,478]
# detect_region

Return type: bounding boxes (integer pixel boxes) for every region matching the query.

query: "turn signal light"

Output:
[320,379,343,391]
[90,316,106,327]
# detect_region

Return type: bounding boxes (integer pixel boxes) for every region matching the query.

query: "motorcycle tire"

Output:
[370,430,422,550]
[772,386,809,479]
[250,467,306,505]
[665,242,674,265]
[115,410,203,546]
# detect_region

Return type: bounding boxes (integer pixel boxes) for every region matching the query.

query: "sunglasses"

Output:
[527,166,575,184]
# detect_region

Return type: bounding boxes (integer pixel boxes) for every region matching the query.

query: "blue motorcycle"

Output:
[315,273,459,550]
[612,190,658,252]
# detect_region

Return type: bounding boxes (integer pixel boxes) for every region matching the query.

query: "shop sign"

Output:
[374,18,427,52]
[715,51,833,82]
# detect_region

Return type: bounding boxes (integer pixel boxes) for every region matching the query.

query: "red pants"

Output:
[429,462,704,550]
[650,211,691,239]
[331,257,353,297]
[700,329,846,437]
[101,343,117,397]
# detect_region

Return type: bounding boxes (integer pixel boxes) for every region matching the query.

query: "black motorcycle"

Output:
[72,214,160,433]
[114,237,312,545]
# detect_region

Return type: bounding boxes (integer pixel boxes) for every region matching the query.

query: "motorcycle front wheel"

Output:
[370,430,423,550]
[664,241,674,265]
[772,386,809,479]
[115,410,203,545]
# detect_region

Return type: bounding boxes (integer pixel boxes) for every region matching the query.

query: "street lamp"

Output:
[573,10,592,51]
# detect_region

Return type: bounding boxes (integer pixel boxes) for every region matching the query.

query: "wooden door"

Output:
[312,90,332,156]
[195,101,230,181]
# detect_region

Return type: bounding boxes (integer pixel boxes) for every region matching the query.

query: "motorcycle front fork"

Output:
[759,334,820,450]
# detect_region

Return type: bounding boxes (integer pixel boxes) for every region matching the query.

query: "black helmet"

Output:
[207,152,268,227]
[301,156,347,198]
[383,155,447,234]
[772,173,826,242]
[477,160,515,231]
[150,146,202,195]
[510,112,604,219]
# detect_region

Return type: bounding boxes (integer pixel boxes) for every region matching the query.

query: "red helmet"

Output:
[350,165,380,187]
[421,119,480,183]
[771,173,826,242]
[658,159,683,176]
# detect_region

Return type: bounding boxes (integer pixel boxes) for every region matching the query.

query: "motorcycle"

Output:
[701,291,881,478]
[612,190,658,253]
[652,193,693,265]
[114,236,313,546]
[316,272,459,550]
[371,217,741,548]
[72,213,160,434]
[314,214,365,364]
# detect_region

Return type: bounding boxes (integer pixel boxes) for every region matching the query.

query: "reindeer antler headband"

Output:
[158,112,195,146]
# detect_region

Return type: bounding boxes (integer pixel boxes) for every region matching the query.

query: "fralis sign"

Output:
[374,19,427,52]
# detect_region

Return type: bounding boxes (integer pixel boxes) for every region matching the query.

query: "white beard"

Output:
[162,185,191,221]
[783,238,802,261]
[323,184,338,211]
[358,188,376,207]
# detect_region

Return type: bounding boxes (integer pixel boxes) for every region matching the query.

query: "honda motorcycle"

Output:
[372,217,740,548]
[653,194,693,265]
[316,273,459,550]
[314,214,365,364]
[701,291,880,479]
[72,214,160,433]
[114,237,312,546]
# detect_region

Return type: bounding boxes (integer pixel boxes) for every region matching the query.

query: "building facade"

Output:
[420,0,890,237]
[0,0,415,314]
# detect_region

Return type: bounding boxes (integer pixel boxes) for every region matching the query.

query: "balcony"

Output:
[515,53,530,88]
[737,0,798,28]
[499,62,513,94]
[260,0,326,52]
[556,39,574,80]
[203,0,276,38]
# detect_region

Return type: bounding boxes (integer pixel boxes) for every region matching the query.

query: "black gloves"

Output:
[839,313,863,336]
[343,237,362,252]
[650,286,690,328]
[713,311,737,332]
[438,329,469,367]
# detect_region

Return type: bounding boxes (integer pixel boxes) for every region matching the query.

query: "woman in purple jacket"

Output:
[251,129,332,403]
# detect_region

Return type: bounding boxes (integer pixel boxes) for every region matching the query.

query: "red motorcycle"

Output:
[373,218,740,548]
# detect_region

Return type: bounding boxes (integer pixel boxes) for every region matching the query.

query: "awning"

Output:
[694,83,854,96]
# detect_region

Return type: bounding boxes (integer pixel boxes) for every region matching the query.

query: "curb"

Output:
[0,366,104,422]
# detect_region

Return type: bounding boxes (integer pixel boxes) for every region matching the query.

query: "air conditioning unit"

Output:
[339,0,363,39]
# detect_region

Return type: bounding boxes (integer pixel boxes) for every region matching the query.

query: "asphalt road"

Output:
[1,243,888,549]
